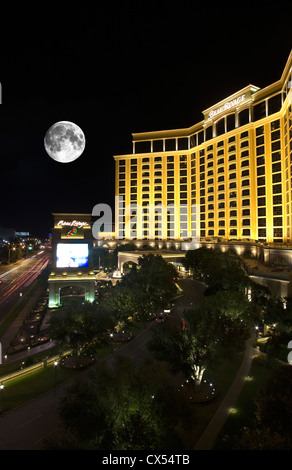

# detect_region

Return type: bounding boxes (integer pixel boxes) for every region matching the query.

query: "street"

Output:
[0,278,206,450]
[0,251,51,323]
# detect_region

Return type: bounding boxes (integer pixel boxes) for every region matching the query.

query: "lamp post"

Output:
[0,384,4,412]
[7,246,16,264]
[54,361,58,387]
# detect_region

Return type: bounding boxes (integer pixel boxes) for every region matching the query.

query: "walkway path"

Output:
[194,332,260,450]
[0,287,44,355]
[0,278,260,450]
[0,258,32,278]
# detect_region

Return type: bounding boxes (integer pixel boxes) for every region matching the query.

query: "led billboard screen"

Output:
[56,243,89,268]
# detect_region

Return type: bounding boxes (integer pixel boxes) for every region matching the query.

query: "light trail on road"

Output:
[0,253,51,306]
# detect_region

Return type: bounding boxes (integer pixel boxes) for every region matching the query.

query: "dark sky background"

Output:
[0,2,291,237]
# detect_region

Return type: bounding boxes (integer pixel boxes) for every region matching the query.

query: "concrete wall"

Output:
[95,238,292,269]
[250,275,290,299]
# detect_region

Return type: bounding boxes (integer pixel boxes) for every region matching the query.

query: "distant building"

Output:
[15,232,30,238]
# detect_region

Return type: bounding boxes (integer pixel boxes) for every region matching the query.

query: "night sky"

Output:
[0,2,291,237]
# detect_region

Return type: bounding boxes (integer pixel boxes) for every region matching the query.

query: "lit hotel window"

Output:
[115,53,292,245]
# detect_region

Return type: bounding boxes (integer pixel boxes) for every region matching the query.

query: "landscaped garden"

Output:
[1,248,291,450]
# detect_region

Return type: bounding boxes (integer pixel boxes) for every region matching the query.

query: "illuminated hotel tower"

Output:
[114,50,292,245]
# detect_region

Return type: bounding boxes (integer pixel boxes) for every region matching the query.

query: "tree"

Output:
[101,283,139,325]
[200,289,256,327]
[183,246,243,284]
[49,298,114,355]
[55,376,114,448]
[264,296,291,326]
[148,291,251,387]
[248,280,271,314]
[236,365,292,449]
[191,292,251,355]
[183,246,220,281]
[260,296,292,361]
[103,254,178,323]
[148,316,207,386]
[45,357,187,450]
[135,254,178,305]
[206,265,250,295]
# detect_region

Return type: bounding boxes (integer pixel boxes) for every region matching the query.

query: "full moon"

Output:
[44,121,85,163]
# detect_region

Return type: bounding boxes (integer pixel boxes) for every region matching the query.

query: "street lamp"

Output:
[54,361,58,387]
[7,246,14,263]
[0,384,4,412]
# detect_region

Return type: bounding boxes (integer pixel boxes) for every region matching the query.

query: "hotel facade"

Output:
[114,51,292,246]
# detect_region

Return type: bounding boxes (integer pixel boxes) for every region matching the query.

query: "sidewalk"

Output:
[0,286,44,355]
[0,257,32,278]
[194,333,260,450]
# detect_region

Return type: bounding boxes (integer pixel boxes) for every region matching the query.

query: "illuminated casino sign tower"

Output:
[48,213,95,308]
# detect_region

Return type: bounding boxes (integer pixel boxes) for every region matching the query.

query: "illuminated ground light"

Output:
[178,379,216,401]
[205,381,216,400]
[245,375,254,382]
[229,407,238,415]
[112,270,122,279]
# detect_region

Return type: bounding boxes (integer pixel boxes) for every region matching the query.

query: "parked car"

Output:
[155,312,167,323]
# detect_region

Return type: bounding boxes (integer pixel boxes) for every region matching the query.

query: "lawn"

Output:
[0,334,137,413]
[183,351,245,448]
[0,345,62,377]
[213,354,276,449]
[1,363,81,413]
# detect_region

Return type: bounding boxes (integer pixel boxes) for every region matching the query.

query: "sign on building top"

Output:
[56,220,89,228]
[203,85,259,123]
[52,213,91,230]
